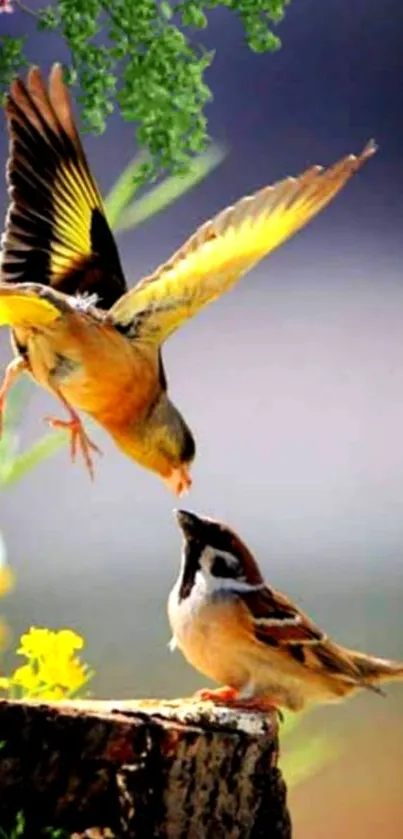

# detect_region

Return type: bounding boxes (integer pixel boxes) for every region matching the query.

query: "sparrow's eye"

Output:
[209,551,239,578]
[199,545,242,578]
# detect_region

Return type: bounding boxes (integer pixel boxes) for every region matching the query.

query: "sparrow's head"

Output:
[173,509,264,599]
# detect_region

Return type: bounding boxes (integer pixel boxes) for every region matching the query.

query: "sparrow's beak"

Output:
[173,509,203,539]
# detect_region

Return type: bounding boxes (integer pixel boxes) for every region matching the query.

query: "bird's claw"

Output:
[194,686,239,704]
[194,685,283,719]
[44,414,102,480]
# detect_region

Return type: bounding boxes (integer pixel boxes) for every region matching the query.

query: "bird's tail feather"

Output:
[350,649,403,685]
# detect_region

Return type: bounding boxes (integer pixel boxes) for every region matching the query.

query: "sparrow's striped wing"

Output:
[1,65,126,309]
[109,141,376,343]
[241,585,325,646]
[241,585,367,685]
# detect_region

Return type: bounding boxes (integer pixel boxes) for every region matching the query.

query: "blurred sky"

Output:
[1,3,403,836]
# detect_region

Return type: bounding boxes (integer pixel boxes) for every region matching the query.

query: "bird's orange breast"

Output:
[16,312,160,429]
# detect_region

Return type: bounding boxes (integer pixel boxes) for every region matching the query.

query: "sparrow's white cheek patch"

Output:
[199,546,240,575]
[197,567,266,596]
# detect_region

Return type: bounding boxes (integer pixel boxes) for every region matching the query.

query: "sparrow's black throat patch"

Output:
[178,540,202,601]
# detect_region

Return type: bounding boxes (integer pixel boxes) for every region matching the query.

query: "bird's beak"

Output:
[164,466,192,496]
[173,509,203,539]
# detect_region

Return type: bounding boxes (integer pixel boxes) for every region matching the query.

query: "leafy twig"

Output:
[0,1,291,183]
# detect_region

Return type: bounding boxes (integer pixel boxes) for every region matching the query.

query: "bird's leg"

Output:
[194,685,284,720]
[44,390,102,480]
[0,356,28,436]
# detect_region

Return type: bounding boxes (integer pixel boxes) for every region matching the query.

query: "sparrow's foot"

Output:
[0,356,27,436]
[194,685,283,720]
[44,410,101,480]
[231,696,284,722]
[164,465,192,496]
[194,686,239,704]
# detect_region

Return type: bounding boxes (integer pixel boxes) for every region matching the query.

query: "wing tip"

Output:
[49,62,67,88]
[27,64,41,83]
[358,137,379,161]
[6,63,65,110]
[350,138,378,166]
[362,137,378,157]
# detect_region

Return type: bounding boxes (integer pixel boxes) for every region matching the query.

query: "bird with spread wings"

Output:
[0,65,376,494]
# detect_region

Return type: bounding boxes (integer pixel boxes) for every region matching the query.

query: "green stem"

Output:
[13,0,40,17]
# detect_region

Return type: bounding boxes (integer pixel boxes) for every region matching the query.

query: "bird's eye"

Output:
[210,553,238,578]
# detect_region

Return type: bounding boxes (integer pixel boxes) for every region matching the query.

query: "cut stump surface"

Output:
[0,697,291,838]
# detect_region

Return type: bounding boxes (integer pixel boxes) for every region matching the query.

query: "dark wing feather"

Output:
[241,586,325,646]
[1,64,126,309]
[241,585,373,686]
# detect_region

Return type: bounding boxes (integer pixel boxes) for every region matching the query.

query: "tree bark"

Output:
[0,697,291,838]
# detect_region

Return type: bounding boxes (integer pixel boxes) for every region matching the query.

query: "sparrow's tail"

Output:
[350,650,403,685]
[0,283,61,328]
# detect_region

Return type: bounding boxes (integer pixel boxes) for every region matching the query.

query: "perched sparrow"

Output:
[168,510,403,713]
[0,65,376,493]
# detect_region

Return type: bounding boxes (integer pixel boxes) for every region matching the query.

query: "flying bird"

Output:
[0,64,376,493]
[168,510,403,713]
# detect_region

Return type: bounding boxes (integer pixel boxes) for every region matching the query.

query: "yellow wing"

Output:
[109,141,376,343]
[1,64,126,309]
[0,283,63,327]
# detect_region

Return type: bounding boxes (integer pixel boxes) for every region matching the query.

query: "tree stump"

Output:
[0,697,291,838]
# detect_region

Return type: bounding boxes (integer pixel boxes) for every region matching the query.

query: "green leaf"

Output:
[181,4,208,28]
[1,380,31,433]
[279,709,304,738]
[0,37,28,105]
[104,151,149,229]
[37,6,60,31]
[114,142,226,232]
[0,431,67,489]
[160,1,173,19]
[0,432,21,487]
[280,735,340,789]
[0,810,25,839]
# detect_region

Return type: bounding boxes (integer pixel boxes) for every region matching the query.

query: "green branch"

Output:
[0,0,291,183]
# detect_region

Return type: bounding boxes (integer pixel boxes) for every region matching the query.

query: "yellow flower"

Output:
[36,686,66,700]
[0,676,10,692]
[54,629,84,655]
[17,627,53,659]
[17,627,84,660]
[9,626,93,699]
[38,657,89,692]
[12,663,40,695]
